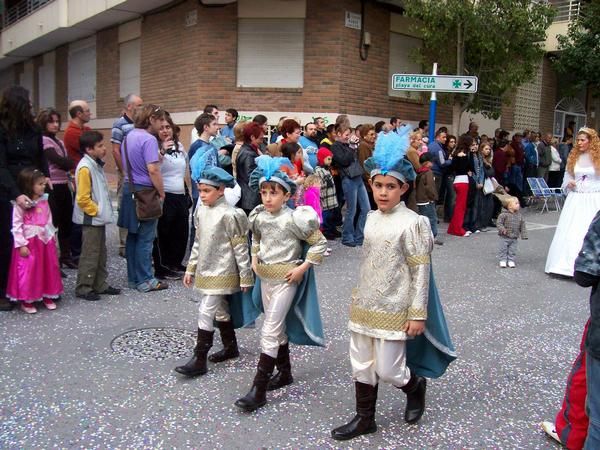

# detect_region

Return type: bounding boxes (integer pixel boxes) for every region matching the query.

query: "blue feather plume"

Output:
[255,155,292,180]
[373,125,411,174]
[190,150,210,182]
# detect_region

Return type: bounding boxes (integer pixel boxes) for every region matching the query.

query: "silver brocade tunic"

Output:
[348,202,433,340]
[186,196,253,294]
[249,205,328,282]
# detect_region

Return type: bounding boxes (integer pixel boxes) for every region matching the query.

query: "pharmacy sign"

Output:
[392,74,478,93]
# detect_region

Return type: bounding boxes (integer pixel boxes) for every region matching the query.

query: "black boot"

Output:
[331,382,378,441]
[208,321,240,363]
[400,371,427,424]
[235,353,276,412]
[267,343,293,390]
[174,329,214,377]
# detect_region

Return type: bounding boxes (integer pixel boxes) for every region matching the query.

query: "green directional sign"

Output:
[392,74,478,93]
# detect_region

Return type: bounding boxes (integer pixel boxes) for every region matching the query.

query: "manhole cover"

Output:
[111,327,195,361]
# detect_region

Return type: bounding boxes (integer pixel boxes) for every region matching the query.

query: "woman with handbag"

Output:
[36,108,77,270]
[117,104,169,292]
[152,114,191,279]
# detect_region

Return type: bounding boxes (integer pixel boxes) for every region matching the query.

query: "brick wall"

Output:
[96,27,121,118]
[135,0,446,125]
[538,56,557,134]
[500,91,516,131]
[337,0,451,123]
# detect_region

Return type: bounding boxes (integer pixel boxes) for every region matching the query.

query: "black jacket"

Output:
[331,141,363,179]
[235,143,260,211]
[0,127,47,200]
[576,211,600,360]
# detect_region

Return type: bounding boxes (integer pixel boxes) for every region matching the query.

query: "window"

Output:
[68,37,96,114]
[237,18,304,88]
[388,32,422,99]
[119,38,141,97]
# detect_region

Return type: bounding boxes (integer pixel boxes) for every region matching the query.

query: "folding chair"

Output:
[527,178,551,213]
[538,177,564,211]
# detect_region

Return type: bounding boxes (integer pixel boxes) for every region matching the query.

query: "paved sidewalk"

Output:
[0,208,582,448]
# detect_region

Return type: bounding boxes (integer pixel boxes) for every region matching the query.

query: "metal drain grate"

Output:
[111,327,195,361]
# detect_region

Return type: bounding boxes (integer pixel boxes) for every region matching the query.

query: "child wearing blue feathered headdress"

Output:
[331,128,456,441]
[173,151,254,379]
[234,155,328,413]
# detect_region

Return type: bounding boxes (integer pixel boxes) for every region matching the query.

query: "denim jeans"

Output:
[126,218,159,292]
[417,202,438,237]
[341,176,369,245]
[585,353,600,449]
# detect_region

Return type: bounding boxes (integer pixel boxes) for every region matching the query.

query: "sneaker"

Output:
[541,421,562,445]
[507,261,516,268]
[99,286,121,295]
[480,227,488,232]
[77,291,101,301]
[21,303,37,314]
[474,230,481,234]
[434,238,444,246]
[155,269,182,280]
[42,298,57,310]
[464,231,472,237]
[499,261,507,268]
[324,250,332,257]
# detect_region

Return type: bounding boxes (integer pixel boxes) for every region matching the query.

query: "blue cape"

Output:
[406,266,457,378]
[229,244,325,346]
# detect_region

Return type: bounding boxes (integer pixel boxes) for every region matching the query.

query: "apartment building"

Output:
[0,0,456,150]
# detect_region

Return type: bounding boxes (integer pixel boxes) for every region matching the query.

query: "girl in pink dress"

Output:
[7,168,63,313]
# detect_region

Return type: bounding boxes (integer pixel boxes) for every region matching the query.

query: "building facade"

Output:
[0,0,454,151]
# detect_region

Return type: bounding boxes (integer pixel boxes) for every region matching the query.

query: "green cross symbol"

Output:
[453,79,462,89]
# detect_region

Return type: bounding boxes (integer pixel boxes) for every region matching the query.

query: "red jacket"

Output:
[63,120,91,169]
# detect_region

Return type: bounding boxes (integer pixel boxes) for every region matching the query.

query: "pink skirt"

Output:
[7,236,63,303]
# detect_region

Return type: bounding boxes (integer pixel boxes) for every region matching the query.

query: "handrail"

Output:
[2,0,54,29]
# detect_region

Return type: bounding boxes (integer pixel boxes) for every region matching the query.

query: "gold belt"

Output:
[255,263,298,280]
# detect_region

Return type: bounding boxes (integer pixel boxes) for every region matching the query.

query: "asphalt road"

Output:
[0,207,586,449]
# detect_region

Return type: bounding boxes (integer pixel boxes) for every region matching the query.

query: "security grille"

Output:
[513,63,544,131]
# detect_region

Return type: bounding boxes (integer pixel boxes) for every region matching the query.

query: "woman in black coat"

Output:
[236,122,263,215]
[0,86,49,311]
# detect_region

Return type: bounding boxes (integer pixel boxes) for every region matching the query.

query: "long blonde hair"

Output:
[566,127,600,175]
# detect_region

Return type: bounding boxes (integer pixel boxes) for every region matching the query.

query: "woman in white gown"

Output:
[546,127,600,276]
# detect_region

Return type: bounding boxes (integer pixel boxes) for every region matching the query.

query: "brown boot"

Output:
[174,329,214,377]
[400,371,427,424]
[0,297,14,311]
[331,382,378,440]
[267,343,293,390]
[235,353,276,412]
[208,321,239,363]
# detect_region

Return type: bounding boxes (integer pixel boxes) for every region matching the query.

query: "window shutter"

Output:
[120,38,141,97]
[237,18,304,88]
[388,32,422,99]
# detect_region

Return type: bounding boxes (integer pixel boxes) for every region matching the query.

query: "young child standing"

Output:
[73,131,121,301]
[234,155,328,412]
[497,196,528,268]
[416,152,439,238]
[7,169,63,313]
[314,148,339,240]
[175,157,253,377]
[331,131,455,441]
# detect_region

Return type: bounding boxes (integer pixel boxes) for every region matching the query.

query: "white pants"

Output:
[197,294,230,331]
[350,331,411,388]
[260,281,297,358]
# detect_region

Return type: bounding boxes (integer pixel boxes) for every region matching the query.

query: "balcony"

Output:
[544,0,582,52]
[550,0,581,22]
[0,0,173,70]
[3,0,55,29]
